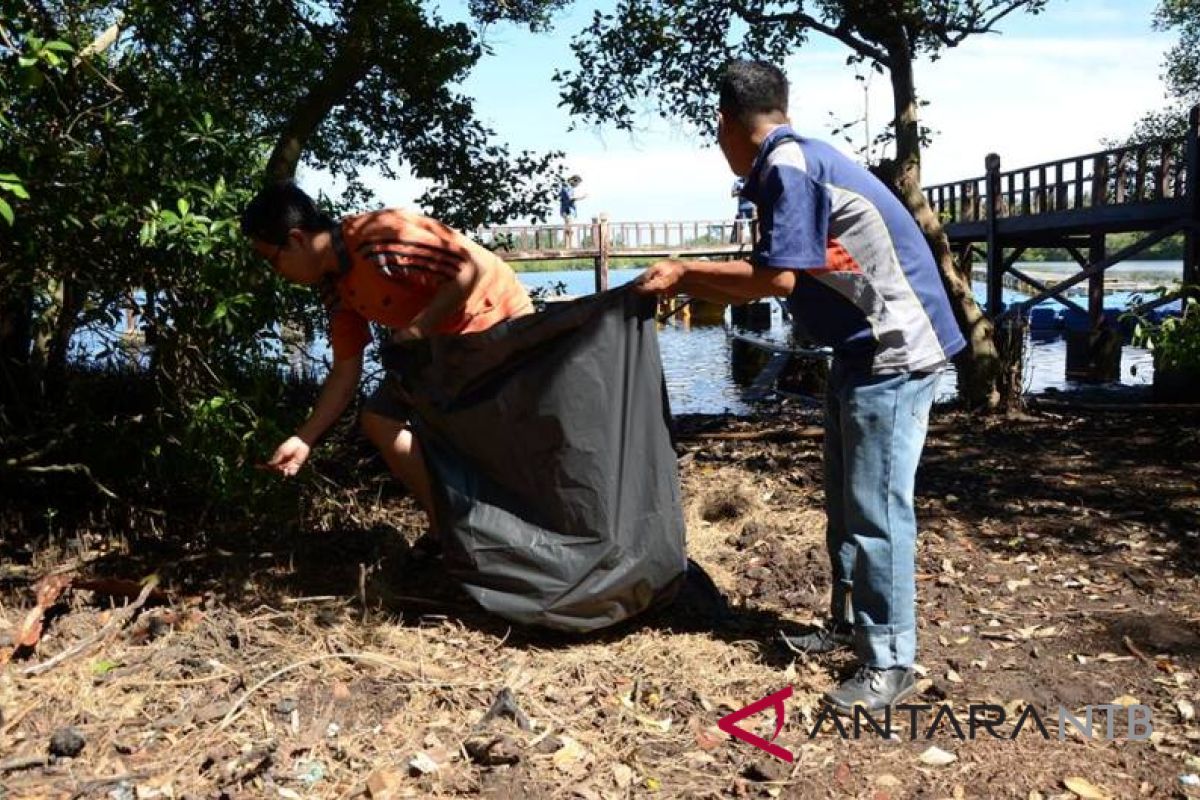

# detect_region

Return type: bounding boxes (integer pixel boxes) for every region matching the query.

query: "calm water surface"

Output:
[520,264,1169,415]
[71,262,1179,416]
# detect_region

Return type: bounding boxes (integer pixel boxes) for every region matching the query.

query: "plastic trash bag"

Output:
[382,286,688,632]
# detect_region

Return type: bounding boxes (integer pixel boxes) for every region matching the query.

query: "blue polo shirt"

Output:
[743,125,966,373]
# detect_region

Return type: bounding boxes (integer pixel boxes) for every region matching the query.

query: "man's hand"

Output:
[265,435,311,477]
[635,259,687,296]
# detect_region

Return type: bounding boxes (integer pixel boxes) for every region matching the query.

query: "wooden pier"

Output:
[924,105,1199,326]
[967,267,1178,297]
[477,217,756,292]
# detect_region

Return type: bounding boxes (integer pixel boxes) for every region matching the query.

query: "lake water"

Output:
[73,261,1181,416]
[518,263,1175,415]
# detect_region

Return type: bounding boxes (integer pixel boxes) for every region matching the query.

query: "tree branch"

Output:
[264,0,382,179]
[729,2,891,67]
[938,1,1035,47]
[0,22,19,53]
[284,0,332,51]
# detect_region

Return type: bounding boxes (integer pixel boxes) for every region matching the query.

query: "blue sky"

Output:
[305,0,1175,225]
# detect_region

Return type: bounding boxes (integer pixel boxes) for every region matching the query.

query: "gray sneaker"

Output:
[822,666,916,713]
[778,622,853,655]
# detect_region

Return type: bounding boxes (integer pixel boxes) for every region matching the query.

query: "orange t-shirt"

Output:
[326,209,534,360]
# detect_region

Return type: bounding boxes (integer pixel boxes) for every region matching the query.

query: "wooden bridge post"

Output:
[1087,233,1106,330]
[593,214,610,293]
[985,153,1004,316]
[1087,137,1108,332]
[1186,105,1200,288]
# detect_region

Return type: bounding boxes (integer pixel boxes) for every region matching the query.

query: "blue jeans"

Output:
[823,360,938,669]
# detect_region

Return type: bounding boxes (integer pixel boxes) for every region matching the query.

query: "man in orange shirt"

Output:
[240,182,534,529]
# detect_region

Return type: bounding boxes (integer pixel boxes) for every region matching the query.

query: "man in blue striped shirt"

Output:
[636,60,966,713]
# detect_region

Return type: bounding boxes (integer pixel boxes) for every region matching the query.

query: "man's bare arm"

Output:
[638,258,795,302]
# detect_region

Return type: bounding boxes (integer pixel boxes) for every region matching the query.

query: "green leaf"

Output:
[18,56,37,67]
[2,182,30,200]
[0,196,13,226]
[177,198,190,216]
[44,41,75,53]
[92,659,119,675]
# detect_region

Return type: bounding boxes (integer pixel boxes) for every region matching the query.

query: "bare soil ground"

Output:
[2,404,1200,799]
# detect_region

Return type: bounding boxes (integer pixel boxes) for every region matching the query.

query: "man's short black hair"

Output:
[240,181,335,246]
[718,60,789,126]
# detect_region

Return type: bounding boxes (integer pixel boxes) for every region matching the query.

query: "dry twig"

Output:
[20,577,159,677]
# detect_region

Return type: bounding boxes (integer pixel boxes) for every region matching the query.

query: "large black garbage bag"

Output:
[383,286,688,632]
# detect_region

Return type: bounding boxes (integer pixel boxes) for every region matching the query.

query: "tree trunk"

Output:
[882,40,1001,410]
[264,0,388,180]
[0,267,34,407]
[30,273,83,391]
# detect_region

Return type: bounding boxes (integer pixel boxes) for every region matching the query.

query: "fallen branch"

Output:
[677,423,953,442]
[1123,634,1155,665]
[0,701,39,736]
[20,577,159,677]
[69,771,151,799]
[0,754,48,774]
[9,463,117,499]
[73,577,170,604]
[677,426,820,442]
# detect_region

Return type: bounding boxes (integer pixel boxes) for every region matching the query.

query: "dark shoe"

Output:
[822,666,916,713]
[778,622,853,655]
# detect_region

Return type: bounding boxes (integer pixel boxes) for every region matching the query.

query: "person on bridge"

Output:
[559,174,587,249]
[240,181,533,534]
[635,60,966,713]
[730,176,755,243]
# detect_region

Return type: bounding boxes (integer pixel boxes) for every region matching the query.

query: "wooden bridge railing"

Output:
[924,135,1191,225]
[475,218,755,255]
[926,104,1198,328]
[475,216,756,291]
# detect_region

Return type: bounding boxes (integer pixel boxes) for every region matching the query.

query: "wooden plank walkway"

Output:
[924,105,1198,325]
